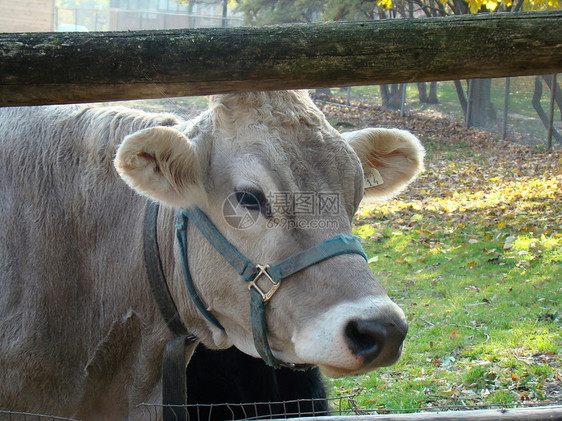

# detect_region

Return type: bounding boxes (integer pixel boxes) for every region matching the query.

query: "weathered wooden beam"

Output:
[0,12,561,106]
[281,405,562,421]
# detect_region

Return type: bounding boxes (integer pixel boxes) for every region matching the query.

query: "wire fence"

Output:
[2,395,561,420]
[134,396,562,420]
[137,396,334,421]
[0,410,79,421]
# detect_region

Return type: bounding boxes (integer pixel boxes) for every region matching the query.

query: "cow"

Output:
[0,90,424,420]
[185,345,328,420]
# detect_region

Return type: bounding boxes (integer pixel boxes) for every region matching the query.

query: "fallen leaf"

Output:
[503,235,517,251]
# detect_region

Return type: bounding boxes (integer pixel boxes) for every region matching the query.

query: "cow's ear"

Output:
[343,128,425,201]
[115,126,206,208]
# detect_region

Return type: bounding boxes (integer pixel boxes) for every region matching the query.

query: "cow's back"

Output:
[0,105,178,417]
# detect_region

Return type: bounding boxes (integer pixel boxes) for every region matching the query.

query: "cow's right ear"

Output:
[114,126,206,208]
[343,128,425,201]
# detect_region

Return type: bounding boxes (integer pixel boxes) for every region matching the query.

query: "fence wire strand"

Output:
[134,395,562,421]
[0,410,79,421]
[2,396,561,421]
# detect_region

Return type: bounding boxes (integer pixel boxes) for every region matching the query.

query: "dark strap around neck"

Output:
[162,336,198,421]
[144,201,196,421]
[144,200,189,337]
[175,210,225,330]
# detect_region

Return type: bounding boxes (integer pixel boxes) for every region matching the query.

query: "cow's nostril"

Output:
[344,318,408,366]
[344,319,383,362]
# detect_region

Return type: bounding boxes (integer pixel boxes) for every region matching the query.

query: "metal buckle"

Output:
[248,264,280,302]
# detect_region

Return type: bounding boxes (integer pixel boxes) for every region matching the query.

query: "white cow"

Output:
[0,91,424,419]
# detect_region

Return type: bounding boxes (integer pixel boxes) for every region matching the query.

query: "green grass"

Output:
[328,136,561,412]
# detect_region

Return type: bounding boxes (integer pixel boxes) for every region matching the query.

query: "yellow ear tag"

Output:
[364,167,384,187]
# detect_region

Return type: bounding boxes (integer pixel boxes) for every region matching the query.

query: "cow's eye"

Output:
[235,190,267,212]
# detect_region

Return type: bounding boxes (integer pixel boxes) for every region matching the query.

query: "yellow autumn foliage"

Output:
[382,0,559,11]
[377,0,395,8]
[475,0,561,11]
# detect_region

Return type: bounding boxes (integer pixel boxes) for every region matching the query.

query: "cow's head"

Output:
[115,91,424,377]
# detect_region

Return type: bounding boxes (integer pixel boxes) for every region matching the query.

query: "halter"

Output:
[175,207,367,369]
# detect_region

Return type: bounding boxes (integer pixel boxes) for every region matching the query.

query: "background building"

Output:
[0,0,242,32]
[0,0,56,32]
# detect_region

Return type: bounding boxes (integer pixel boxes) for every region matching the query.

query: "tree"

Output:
[235,0,325,24]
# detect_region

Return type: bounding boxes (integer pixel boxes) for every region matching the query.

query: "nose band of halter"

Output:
[175,207,367,369]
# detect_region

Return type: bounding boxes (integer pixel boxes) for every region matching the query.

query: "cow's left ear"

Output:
[343,128,425,201]
[115,126,206,208]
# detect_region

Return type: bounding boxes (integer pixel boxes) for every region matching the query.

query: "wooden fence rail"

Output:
[283,405,562,420]
[0,11,561,106]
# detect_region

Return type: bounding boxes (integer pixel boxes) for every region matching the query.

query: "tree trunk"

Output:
[454,80,467,115]
[532,76,562,142]
[381,84,403,110]
[187,1,195,28]
[428,81,439,103]
[0,12,561,106]
[467,78,496,128]
[222,0,228,27]
[417,82,429,103]
[417,82,439,104]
